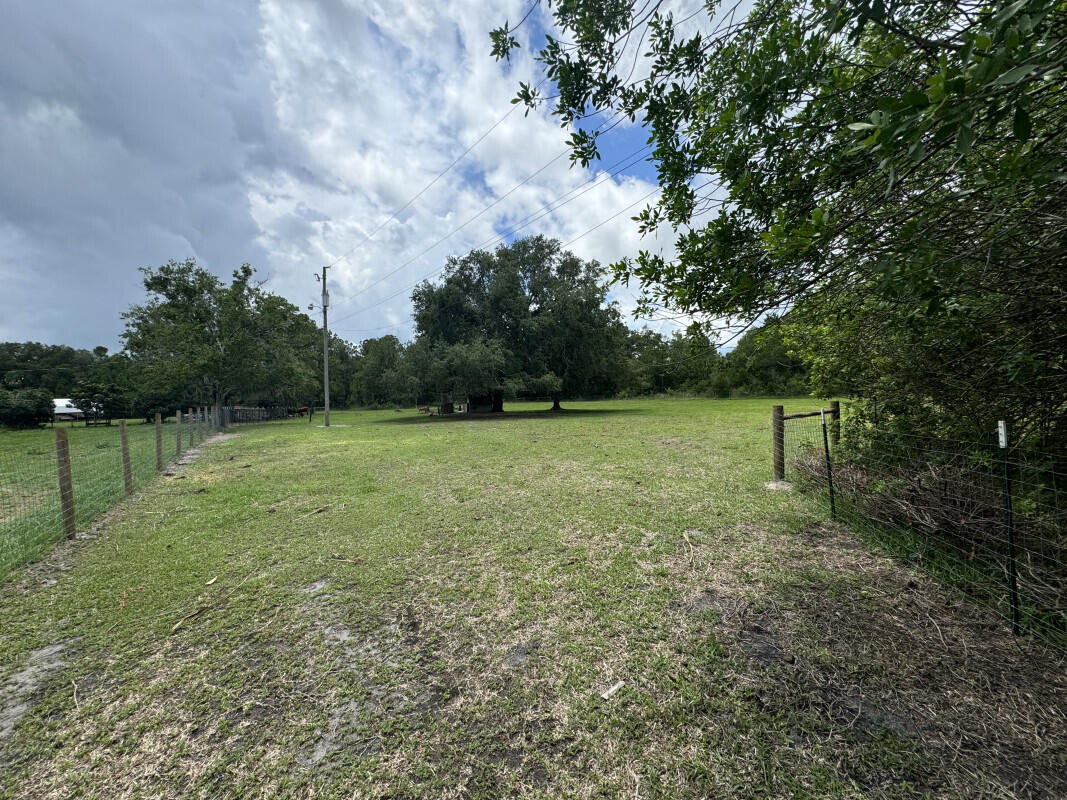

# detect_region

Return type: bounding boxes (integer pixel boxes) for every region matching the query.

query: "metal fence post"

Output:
[55,428,76,537]
[772,405,785,481]
[176,409,183,456]
[119,419,133,494]
[999,420,1021,635]
[821,409,836,520]
[829,400,841,449]
[154,413,163,470]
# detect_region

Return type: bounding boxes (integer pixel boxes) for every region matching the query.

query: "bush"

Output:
[0,388,54,428]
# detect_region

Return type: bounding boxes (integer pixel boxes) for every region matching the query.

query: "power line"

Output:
[562,185,660,249]
[325,106,636,317]
[332,318,413,336]
[323,78,548,271]
[328,142,653,326]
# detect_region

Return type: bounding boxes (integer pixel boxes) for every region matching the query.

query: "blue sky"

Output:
[0,0,705,350]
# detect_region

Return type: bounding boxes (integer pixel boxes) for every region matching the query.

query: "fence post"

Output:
[998,420,1021,635]
[829,400,841,449]
[188,407,195,448]
[772,405,785,481]
[119,419,133,494]
[154,413,163,470]
[821,410,836,520]
[55,428,76,537]
[176,409,183,456]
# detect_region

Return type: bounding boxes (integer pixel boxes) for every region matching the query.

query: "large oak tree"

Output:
[412,236,629,410]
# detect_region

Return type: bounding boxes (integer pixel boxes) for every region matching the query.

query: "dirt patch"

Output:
[504,640,540,669]
[0,642,67,742]
[736,623,793,667]
[172,431,238,466]
[300,579,329,595]
[296,597,463,769]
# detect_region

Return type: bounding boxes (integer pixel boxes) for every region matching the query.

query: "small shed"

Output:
[53,399,84,420]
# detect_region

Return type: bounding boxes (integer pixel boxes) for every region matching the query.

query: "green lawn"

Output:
[0,399,1062,799]
[0,417,210,574]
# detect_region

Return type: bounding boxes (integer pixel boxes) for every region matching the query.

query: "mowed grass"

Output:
[0,418,200,573]
[0,399,1063,799]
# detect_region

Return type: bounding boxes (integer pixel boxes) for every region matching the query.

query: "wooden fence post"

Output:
[772,405,785,482]
[154,413,163,470]
[55,428,76,537]
[176,409,183,456]
[188,408,195,448]
[119,419,133,494]
[829,400,841,449]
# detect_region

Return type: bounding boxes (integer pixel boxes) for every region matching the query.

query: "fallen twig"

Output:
[331,553,363,564]
[297,505,331,519]
[171,571,256,635]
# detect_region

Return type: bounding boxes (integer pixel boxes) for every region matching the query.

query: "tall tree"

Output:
[122,259,320,407]
[412,236,629,410]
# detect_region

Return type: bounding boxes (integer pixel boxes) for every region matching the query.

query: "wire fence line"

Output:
[773,405,1066,650]
[0,406,293,578]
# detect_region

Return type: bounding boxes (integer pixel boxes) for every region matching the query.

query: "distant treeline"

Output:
[338,322,805,409]
[0,241,807,427]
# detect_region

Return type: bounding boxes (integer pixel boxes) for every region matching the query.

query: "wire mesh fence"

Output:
[0,408,224,577]
[775,406,1066,650]
[0,405,310,577]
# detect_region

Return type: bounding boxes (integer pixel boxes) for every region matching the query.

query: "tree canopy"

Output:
[493,1,1067,444]
[121,259,322,407]
[411,236,630,409]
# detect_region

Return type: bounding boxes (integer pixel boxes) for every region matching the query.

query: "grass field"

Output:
[0,417,206,574]
[0,399,1063,799]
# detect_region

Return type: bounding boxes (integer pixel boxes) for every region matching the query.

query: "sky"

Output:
[0,0,706,351]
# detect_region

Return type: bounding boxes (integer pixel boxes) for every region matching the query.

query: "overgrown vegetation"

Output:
[493,0,1067,450]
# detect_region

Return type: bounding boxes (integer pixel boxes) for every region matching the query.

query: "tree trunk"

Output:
[550,395,562,412]
[491,390,503,413]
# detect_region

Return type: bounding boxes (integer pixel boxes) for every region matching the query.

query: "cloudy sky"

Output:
[0,0,704,351]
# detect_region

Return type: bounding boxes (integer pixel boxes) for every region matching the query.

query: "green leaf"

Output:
[957,124,974,154]
[1013,105,1032,140]
[847,122,877,131]
[993,0,1027,25]
[994,64,1037,85]
[903,91,929,108]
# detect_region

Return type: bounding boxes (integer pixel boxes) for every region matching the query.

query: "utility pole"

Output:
[314,266,331,427]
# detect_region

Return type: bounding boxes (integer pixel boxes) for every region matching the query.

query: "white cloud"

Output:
[0,0,705,349]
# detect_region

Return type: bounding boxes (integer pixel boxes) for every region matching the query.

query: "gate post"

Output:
[119,419,133,494]
[772,405,785,481]
[829,400,841,449]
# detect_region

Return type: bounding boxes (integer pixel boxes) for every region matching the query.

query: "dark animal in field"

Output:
[294,406,310,418]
